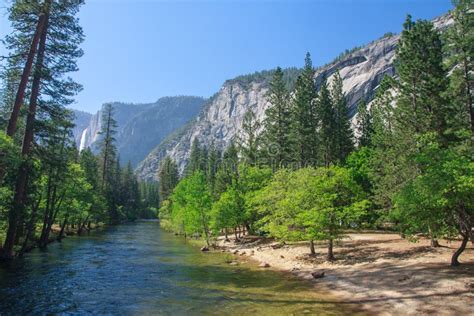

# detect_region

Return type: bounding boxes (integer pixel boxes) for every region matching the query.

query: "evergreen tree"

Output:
[356,99,374,147]
[185,138,202,177]
[445,0,474,144]
[215,142,239,196]
[98,103,118,191]
[79,148,100,191]
[158,156,179,202]
[331,70,354,163]
[262,67,294,169]
[394,15,448,141]
[97,103,119,223]
[292,53,318,167]
[238,109,261,166]
[206,144,221,198]
[317,75,336,167]
[1,0,84,258]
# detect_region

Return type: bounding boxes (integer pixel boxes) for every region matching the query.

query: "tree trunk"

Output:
[224,228,229,242]
[245,224,251,235]
[451,233,469,267]
[234,228,239,242]
[327,239,335,261]
[309,240,315,255]
[1,1,51,260]
[5,12,47,137]
[431,238,440,248]
[57,217,68,242]
[19,195,41,257]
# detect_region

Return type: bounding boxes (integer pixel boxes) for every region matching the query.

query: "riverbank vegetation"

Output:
[0,0,159,260]
[159,1,473,267]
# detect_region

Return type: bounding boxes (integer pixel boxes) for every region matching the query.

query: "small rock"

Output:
[239,252,246,256]
[259,262,270,268]
[291,267,300,272]
[229,261,238,266]
[280,255,285,259]
[232,250,239,254]
[271,242,285,249]
[200,246,209,252]
[311,271,325,279]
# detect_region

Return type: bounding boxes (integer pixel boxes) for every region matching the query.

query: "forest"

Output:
[158,0,473,267]
[0,0,159,260]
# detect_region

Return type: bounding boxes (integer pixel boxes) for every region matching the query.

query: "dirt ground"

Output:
[217,233,474,315]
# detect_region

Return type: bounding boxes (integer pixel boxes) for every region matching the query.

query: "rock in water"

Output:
[200,246,209,252]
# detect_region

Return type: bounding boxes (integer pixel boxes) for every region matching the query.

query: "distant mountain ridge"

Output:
[72,96,206,167]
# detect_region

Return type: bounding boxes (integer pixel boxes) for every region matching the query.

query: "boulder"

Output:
[311,271,325,279]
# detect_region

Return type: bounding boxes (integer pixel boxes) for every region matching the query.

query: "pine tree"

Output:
[356,99,374,147]
[98,103,118,191]
[206,144,221,198]
[394,15,448,141]
[445,0,474,145]
[158,156,179,202]
[79,148,100,191]
[262,67,294,169]
[331,70,354,163]
[185,138,202,177]
[317,75,336,167]
[1,0,84,258]
[238,109,261,166]
[215,142,239,196]
[292,53,318,167]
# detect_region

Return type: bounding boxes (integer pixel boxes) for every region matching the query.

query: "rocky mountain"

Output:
[74,96,206,167]
[135,14,451,182]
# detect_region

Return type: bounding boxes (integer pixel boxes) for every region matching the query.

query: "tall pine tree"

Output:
[292,53,318,167]
[331,70,354,163]
[263,67,294,169]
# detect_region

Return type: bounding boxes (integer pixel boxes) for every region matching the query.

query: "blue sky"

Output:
[1,0,452,113]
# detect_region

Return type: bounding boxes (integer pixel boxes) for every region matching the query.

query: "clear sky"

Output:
[0,0,452,114]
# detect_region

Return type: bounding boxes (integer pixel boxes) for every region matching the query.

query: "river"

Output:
[0,221,355,315]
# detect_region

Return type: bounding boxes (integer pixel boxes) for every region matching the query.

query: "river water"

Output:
[0,221,356,315]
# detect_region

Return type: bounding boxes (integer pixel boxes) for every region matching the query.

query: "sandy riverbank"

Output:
[216,233,474,315]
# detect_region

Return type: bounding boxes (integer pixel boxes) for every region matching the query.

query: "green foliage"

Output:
[210,185,244,235]
[394,138,474,243]
[169,171,212,245]
[255,167,368,256]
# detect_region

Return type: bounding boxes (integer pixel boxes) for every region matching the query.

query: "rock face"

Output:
[74,96,206,167]
[136,34,398,180]
[136,14,451,181]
